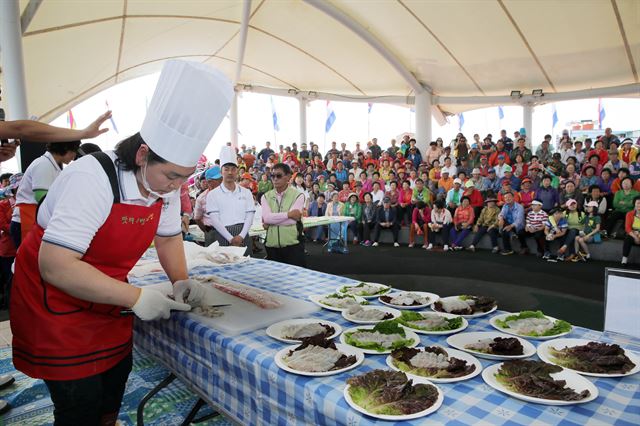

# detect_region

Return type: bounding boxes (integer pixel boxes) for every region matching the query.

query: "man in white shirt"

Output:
[205,146,255,248]
[11,141,80,247]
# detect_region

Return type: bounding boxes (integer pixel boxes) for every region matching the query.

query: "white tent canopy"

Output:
[1,0,639,124]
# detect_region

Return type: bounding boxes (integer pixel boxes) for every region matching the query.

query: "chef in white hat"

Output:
[205,145,256,248]
[9,60,233,425]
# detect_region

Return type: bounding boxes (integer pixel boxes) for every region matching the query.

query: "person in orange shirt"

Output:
[438,169,454,194]
[449,196,475,249]
[611,168,630,194]
[488,141,511,167]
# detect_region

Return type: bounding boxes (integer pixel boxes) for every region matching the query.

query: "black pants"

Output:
[266,242,306,268]
[501,228,524,251]
[9,220,21,249]
[44,352,132,426]
[362,222,376,241]
[623,235,640,257]
[471,226,498,247]
[519,230,545,254]
[0,256,14,308]
[604,210,626,234]
[347,221,363,241]
[373,222,400,243]
[430,224,451,246]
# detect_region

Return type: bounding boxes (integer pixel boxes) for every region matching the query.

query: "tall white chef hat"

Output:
[140,60,233,167]
[219,144,237,167]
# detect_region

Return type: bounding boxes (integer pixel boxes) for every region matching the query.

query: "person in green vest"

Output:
[261,163,306,267]
[343,193,363,244]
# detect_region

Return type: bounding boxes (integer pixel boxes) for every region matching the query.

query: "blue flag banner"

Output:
[457,113,464,131]
[599,99,606,130]
[270,96,280,132]
[368,103,372,114]
[498,106,504,120]
[326,101,336,133]
[552,104,558,129]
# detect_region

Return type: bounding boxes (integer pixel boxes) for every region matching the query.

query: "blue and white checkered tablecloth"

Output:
[131,257,640,426]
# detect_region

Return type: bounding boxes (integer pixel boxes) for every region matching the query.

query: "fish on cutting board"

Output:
[195,275,283,309]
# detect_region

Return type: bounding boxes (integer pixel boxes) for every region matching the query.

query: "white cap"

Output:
[586,201,599,208]
[453,178,462,184]
[219,145,237,167]
[531,200,543,206]
[140,60,233,167]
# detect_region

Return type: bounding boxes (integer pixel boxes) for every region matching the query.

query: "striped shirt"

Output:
[526,210,548,229]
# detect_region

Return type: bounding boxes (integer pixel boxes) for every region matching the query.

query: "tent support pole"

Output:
[415,91,432,154]
[299,97,307,146]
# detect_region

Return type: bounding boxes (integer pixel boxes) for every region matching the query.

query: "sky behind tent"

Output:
[2,73,638,172]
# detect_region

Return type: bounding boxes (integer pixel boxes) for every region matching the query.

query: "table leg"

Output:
[136,373,176,426]
[181,398,220,425]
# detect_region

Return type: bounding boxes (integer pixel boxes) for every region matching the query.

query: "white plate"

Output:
[430,296,498,318]
[275,343,364,377]
[336,282,392,299]
[378,291,440,310]
[343,375,443,421]
[340,325,420,354]
[482,362,598,405]
[342,306,401,324]
[308,294,367,312]
[489,312,572,340]
[385,345,482,383]
[446,332,536,360]
[397,311,469,335]
[266,318,342,344]
[537,338,640,377]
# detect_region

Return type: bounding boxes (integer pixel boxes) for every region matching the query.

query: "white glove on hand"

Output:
[131,288,191,321]
[173,279,207,306]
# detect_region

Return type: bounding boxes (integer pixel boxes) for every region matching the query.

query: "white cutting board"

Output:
[141,281,320,336]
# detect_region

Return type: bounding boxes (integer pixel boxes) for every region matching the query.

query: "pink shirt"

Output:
[180,183,193,214]
[194,189,209,222]
[261,188,305,226]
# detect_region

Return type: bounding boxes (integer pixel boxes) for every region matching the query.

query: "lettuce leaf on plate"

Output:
[495,311,572,337]
[347,370,439,415]
[397,311,463,332]
[548,342,636,374]
[495,360,590,401]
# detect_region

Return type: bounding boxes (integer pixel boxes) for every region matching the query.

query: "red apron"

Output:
[10,154,163,380]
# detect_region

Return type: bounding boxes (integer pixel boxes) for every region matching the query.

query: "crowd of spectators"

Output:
[184,128,640,265]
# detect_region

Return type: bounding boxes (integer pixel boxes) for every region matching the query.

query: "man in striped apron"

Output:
[205,145,255,248]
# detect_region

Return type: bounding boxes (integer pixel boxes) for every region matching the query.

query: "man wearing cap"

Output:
[468,197,500,253]
[372,196,400,247]
[519,178,536,211]
[520,200,548,256]
[262,163,306,266]
[194,166,222,245]
[206,147,256,248]
[10,60,233,424]
[497,165,521,192]
[446,178,464,213]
